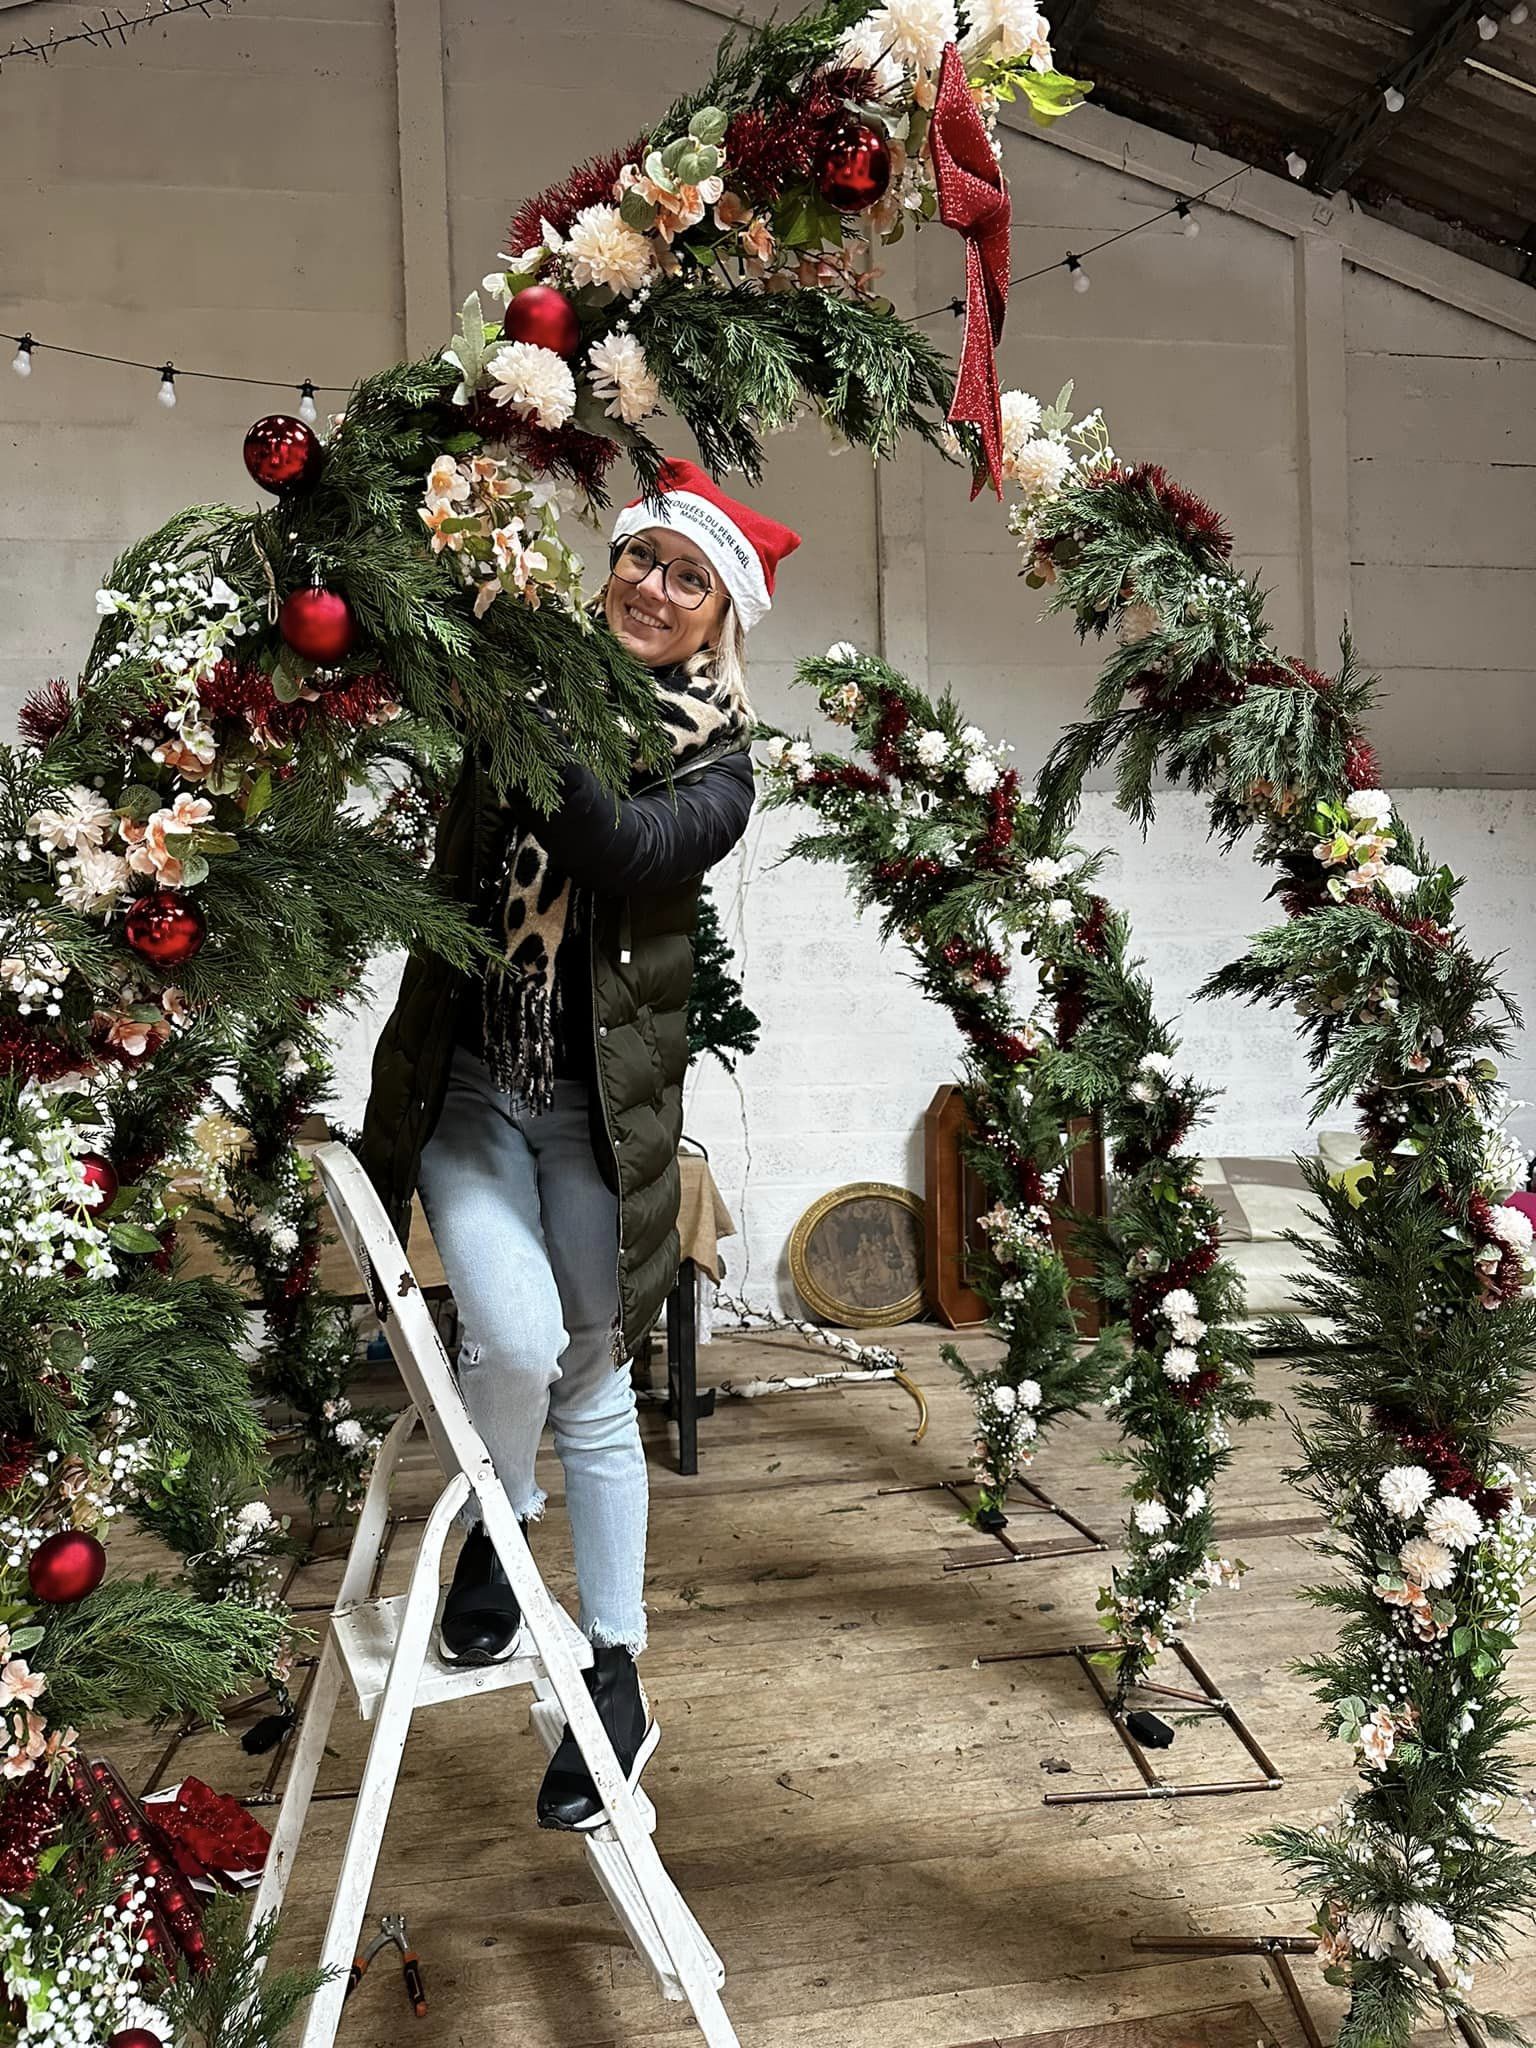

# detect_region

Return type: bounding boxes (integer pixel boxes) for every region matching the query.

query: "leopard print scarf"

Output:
[481,662,749,1114]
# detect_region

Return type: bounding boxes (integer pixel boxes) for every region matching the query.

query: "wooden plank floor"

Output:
[116,1326,1536,2047]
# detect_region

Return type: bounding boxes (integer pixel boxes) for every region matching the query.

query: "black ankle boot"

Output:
[437,1521,525,1667]
[537,1644,658,1832]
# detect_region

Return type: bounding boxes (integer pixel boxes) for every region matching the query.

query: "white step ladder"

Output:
[247,1140,740,2047]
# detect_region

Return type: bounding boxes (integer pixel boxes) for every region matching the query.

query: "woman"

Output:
[361,459,799,1830]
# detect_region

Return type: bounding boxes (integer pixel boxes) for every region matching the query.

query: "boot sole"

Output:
[436,1619,529,1669]
[541,1720,661,1833]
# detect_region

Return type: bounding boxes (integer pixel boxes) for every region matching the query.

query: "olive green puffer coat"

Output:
[359,738,754,1356]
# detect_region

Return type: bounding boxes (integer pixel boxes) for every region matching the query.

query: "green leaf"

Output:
[118,783,161,821]
[620,187,658,232]
[178,853,210,887]
[8,1626,43,1653]
[35,1843,68,1878]
[688,105,728,145]
[109,1221,165,1255]
[244,770,273,822]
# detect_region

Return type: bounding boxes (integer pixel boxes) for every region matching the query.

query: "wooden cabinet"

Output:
[923,1083,1106,1336]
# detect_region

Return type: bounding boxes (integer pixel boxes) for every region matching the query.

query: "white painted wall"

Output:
[4,0,1536,1304]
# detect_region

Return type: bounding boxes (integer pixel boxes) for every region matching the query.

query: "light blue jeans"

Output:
[416,1046,648,1654]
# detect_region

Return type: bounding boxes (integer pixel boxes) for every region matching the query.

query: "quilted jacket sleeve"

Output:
[532,750,754,897]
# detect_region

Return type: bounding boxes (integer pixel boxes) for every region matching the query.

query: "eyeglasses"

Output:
[608,537,716,612]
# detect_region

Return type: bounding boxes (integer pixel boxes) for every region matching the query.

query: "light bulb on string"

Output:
[1175,199,1200,237]
[1511,4,1529,24]
[1285,149,1308,179]
[1066,254,1091,294]
[1477,12,1498,36]
[297,379,319,425]
[157,364,177,410]
[10,335,34,378]
[1383,84,1406,112]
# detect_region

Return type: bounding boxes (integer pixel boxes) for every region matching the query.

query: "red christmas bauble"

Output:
[29,1530,107,1604]
[109,2031,164,2048]
[242,415,322,494]
[501,284,581,357]
[73,1153,119,1212]
[124,891,207,968]
[279,586,357,664]
[814,116,892,212]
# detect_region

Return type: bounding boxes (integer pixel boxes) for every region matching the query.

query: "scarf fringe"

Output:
[482,967,557,1117]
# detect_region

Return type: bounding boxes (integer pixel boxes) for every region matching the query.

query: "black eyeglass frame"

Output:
[607,536,717,612]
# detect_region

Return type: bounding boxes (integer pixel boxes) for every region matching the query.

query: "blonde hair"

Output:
[688,600,753,725]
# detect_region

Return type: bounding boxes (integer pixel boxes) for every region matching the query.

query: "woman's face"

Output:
[603,526,730,669]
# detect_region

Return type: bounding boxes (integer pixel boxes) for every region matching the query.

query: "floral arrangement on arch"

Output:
[1012,404,1536,2045]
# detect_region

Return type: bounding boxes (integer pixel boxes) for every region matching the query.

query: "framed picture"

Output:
[787,1182,926,1328]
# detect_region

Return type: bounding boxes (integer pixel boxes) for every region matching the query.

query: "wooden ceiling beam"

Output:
[1309,0,1518,191]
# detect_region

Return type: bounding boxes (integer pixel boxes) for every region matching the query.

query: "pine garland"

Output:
[1024,450,1536,2043]
[688,881,759,1071]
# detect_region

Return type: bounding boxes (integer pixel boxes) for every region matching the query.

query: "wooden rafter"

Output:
[1310,0,1516,193]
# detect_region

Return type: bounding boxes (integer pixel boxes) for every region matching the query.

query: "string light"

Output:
[0,0,240,76]
[1286,149,1308,179]
[1,328,347,406]
[1477,12,1499,36]
[156,364,177,410]
[1383,84,1406,112]
[10,335,33,378]
[297,380,319,424]
[1175,199,1199,237]
[1511,4,1529,24]
[1066,253,1090,293]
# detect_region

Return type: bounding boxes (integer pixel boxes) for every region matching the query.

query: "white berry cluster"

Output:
[0,1883,174,2045]
[0,1131,117,1283]
[95,564,249,686]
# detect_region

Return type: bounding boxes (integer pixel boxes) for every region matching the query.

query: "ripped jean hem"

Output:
[585,1614,649,1658]
[455,1485,549,1537]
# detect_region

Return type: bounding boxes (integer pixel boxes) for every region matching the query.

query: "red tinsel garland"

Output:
[508,140,643,254]
[0,1021,87,1085]
[1091,462,1234,559]
[17,679,75,748]
[723,66,877,207]
[871,693,910,777]
[1343,733,1381,790]
[0,1772,61,1894]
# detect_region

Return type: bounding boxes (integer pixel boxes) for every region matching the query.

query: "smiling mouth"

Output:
[621,597,670,633]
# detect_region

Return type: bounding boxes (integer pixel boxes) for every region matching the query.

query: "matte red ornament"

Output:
[242,414,322,494]
[29,1530,107,1604]
[109,2032,164,2048]
[814,114,892,212]
[501,284,581,358]
[279,585,356,665]
[124,891,206,968]
[73,1153,119,1212]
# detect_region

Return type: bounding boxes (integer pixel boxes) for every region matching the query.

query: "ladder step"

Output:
[333,1595,592,1721]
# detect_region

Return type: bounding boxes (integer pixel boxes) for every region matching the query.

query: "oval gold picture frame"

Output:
[787,1181,926,1329]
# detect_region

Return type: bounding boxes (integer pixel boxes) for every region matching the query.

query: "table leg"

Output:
[667,1261,699,1475]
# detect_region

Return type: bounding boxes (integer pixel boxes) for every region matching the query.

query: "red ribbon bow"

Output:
[153,1776,271,1877]
[929,42,1012,497]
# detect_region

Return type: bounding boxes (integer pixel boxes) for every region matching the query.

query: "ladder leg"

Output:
[297,1476,468,2048]
[246,1636,344,1930]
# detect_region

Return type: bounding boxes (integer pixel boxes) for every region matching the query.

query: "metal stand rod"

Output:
[979,1642,1283,1805]
[877,1476,1110,1569]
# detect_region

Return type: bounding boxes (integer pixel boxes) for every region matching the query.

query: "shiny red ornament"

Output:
[29,1529,107,1604]
[73,1153,119,1212]
[279,585,356,664]
[109,2032,164,2048]
[242,414,322,494]
[124,891,207,968]
[501,284,581,358]
[814,115,892,212]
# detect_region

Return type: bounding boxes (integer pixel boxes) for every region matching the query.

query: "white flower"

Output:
[54,845,130,916]
[236,1499,274,1532]
[1399,1902,1457,1965]
[1377,863,1419,899]
[485,342,577,429]
[961,0,1053,66]
[762,737,791,770]
[269,1223,300,1256]
[564,203,655,293]
[991,1383,1017,1414]
[334,1418,366,1450]
[1345,1908,1398,1960]
[914,729,950,768]
[1129,1080,1156,1105]
[1185,1486,1206,1513]
[963,753,999,794]
[826,641,861,662]
[1399,1535,1457,1590]
[1346,788,1394,827]
[1379,1464,1435,1519]
[838,0,957,74]
[1487,1203,1534,1251]
[587,331,662,425]
[787,739,814,781]
[1017,1378,1041,1408]
[27,785,116,854]
[1425,1495,1484,1551]
[1045,897,1075,922]
[1133,1499,1171,1535]
[959,725,988,750]
[1161,1288,1199,1321]
[1025,856,1066,888]
[999,389,1042,462]
[1008,437,1074,500]
[1162,1346,1199,1382]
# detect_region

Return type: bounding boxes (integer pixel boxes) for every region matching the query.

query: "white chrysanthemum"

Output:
[1345,1908,1398,1961]
[762,737,792,770]
[990,1382,1017,1414]
[999,389,1042,460]
[914,729,950,767]
[961,0,1052,66]
[1161,1288,1199,1321]
[959,725,988,750]
[826,641,861,662]
[1133,1499,1171,1535]
[1185,1485,1207,1513]
[1008,436,1074,500]
[27,784,116,854]
[838,0,957,73]
[1377,862,1419,899]
[1045,896,1075,922]
[963,753,999,794]
[1017,1378,1042,1409]
[334,1417,367,1450]
[1399,1534,1457,1590]
[1379,1464,1435,1519]
[1399,1902,1457,1964]
[587,331,662,425]
[236,1499,274,1531]
[1162,1346,1199,1382]
[55,845,130,916]
[485,342,577,429]
[1129,1079,1156,1105]
[1487,1203,1534,1251]
[1346,787,1394,826]
[565,203,656,293]
[1025,856,1066,888]
[1425,1495,1484,1551]
[269,1223,300,1257]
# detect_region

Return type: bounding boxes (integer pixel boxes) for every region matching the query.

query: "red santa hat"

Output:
[610,459,801,633]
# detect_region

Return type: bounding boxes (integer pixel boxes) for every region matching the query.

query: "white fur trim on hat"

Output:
[610,493,772,632]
